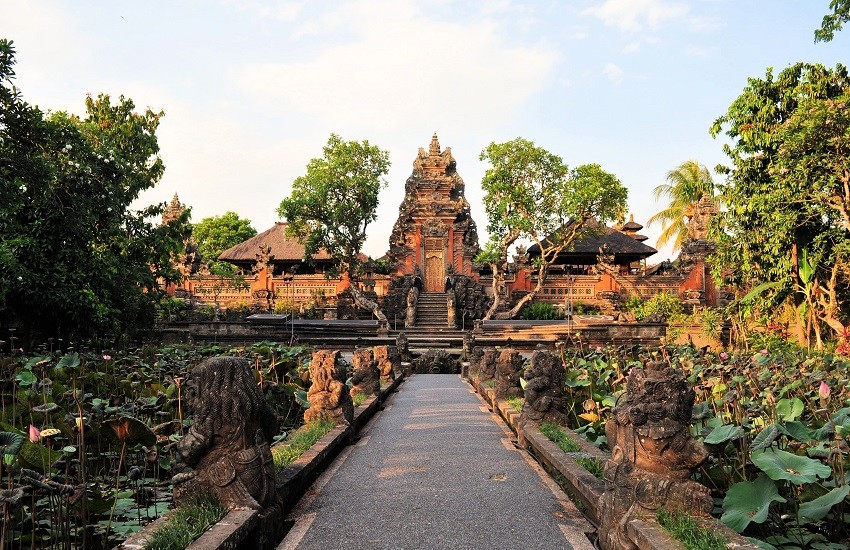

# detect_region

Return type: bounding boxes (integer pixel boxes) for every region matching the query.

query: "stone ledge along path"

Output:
[279,374,594,550]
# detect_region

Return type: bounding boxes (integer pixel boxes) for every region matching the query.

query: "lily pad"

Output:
[778,421,813,443]
[751,448,832,484]
[776,397,804,422]
[721,474,786,532]
[751,424,780,452]
[56,352,80,369]
[798,485,850,522]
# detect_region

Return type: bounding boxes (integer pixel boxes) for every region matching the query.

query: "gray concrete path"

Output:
[279,374,594,550]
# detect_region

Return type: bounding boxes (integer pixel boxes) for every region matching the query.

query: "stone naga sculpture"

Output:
[598,361,713,550]
[350,347,380,397]
[519,350,568,426]
[373,345,397,385]
[173,357,278,511]
[305,350,354,426]
[476,348,498,386]
[495,349,524,400]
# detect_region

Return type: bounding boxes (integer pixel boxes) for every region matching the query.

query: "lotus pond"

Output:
[0,341,311,549]
[557,343,850,550]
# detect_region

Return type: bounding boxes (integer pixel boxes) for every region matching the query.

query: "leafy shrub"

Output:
[521,302,562,320]
[632,291,684,321]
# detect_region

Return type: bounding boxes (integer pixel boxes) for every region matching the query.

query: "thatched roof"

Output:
[527,219,657,261]
[218,222,334,262]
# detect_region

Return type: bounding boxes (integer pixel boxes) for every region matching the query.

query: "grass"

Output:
[506,396,523,412]
[483,379,495,388]
[656,509,726,550]
[575,456,605,479]
[143,495,227,550]
[539,422,582,452]
[272,418,336,470]
[352,391,368,407]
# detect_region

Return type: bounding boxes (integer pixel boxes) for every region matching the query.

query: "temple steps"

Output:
[415,292,450,328]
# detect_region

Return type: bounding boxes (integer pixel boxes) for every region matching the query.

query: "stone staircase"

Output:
[415,292,451,329]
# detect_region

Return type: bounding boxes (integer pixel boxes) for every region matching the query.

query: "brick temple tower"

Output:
[388,133,480,291]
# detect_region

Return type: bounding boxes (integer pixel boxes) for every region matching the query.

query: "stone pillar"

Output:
[597,361,713,550]
[305,350,354,426]
[495,349,524,400]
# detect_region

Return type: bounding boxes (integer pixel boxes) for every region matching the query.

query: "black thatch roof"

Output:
[219,223,334,263]
[527,219,657,263]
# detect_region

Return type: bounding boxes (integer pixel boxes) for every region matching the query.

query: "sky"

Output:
[2,1,849,262]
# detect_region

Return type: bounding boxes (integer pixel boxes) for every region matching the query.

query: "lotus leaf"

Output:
[15,370,37,387]
[721,475,786,532]
[704,423,746,445]
[751,449,832,484]
[751,424,780,451]
[56,352,80,369]
[0,431,25,465]
[797,485,850,522]
[776,397,804,422]
[778,421,813,443]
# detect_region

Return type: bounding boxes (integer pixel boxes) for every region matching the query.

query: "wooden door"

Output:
[424,252,444,292]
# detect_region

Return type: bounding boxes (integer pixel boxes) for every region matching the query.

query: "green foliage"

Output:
[631,291,684,322]
[657,509,726,550]
[143,495,227,550]
[0,39,188,342]
[721,475,786,533]
[506,396,523,412]
[272,418,335,470]
[574,456,604,479]
[520,302,562,320]
[277,133,390,279]
[710,62,850,346]
[647,160,716,251]
[192,211,256,264]
[352,391,368,407]
[815,0,850,41]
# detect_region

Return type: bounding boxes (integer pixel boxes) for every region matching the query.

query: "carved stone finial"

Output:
[597,361,713,550]
[305,350,354,425]
[429,132,441,155]
[173,357,278,511]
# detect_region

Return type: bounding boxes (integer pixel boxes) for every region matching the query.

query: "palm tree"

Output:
[647,160,715,251]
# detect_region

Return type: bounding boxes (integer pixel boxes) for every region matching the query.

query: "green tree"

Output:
[0,39,187,342]
[710,62,850,348]
[646,160,716,251]
[476,138,628,320]
[815,0,850,42]
[277,134,390,321]
[192,211,257,265]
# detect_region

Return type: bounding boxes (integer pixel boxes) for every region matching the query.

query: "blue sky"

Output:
[2,1,848,261]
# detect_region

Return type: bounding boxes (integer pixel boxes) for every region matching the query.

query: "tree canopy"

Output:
[476,138,628,319]
[815,0,850,42]
[710,62,850,347]
[277,133,390,320]
[192,211,257,266]
[0,39,188,343]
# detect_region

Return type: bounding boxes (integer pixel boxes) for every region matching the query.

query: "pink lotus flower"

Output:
[720,352,728,360]
[760,349,768,355]
[102,354,112,361]
[28,424,40,443]
[819,381,830,400]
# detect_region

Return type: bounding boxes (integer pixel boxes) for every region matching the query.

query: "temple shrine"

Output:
[388,133,480,291]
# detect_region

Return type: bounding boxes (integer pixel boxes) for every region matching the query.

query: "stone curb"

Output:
[119,373,404,550]
[465,373,760,550]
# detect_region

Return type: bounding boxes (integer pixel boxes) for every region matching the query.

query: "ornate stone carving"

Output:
[476,348,498,386]
[495,349,524,400]
[467,346,485,380]
[519,350,568,426]
[304,350,354,426]
[412,349,457,374]
[350,348,380,398]
[173,357,278,511]
[396,332,410,363]
[373,345,398,385]
[598,361,713,550]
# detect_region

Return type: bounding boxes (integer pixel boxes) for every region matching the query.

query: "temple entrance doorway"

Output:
[424,237,445,292]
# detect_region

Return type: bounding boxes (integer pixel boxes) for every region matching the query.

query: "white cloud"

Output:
[686,45,717,58]
[220,0,305,21]
[582,0,690,32]
[233,1,558,135]
[603,62,624,85]
[622,42,641,53]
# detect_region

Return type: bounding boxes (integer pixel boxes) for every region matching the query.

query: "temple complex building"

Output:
[388,133,480,291]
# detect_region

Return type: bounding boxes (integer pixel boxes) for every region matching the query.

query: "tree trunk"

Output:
[483,262,504,320]
[348,284,387,322]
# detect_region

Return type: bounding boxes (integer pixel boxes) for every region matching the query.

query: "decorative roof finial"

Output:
[429,132,440,155]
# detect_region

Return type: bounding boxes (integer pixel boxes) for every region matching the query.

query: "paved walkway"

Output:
[279,375,594,550]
